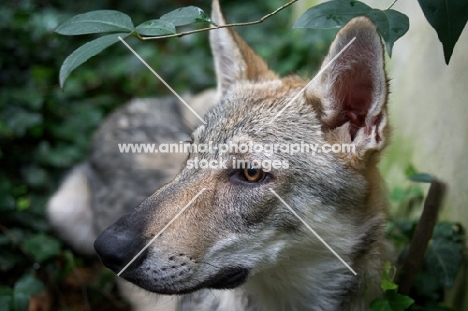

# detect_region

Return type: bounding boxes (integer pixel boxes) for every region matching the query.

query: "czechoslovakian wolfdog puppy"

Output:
[48,0,391,310]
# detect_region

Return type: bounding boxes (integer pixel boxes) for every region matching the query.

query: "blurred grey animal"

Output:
[47,90,214,254]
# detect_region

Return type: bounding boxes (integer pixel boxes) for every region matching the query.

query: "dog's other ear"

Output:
[210,0,277,96]
[307,17,389,166]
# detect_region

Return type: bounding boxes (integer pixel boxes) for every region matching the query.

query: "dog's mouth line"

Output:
[123,267,250,295]
[207,267,250,289]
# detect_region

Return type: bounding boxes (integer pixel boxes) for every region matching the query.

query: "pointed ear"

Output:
[210,0,277,96]
[307,17,389,165]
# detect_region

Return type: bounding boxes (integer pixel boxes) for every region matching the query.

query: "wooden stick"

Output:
[396,179,446,295]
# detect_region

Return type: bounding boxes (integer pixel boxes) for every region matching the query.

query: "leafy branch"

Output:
[55,0,467,89]
[137,0,299,41]
[370,262,414,311]
[55,2,298,88]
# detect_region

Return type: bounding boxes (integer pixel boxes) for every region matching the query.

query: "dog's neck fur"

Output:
[242,225,385,311]
[181,219,386,311]
[245,260,355,310]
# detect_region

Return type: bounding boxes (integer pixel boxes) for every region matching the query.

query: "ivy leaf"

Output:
[293,1,409,57]
[370,297,393,311]
[425,239,463,288]
[370,290,414,311]
[380,262,398,291]
[13,272,44,311]
[160,6,212,27]
[417,0,468,64]
[409,173,434,183]
[0,287,13,311]
[59,33,130,89]
[385,290,414,310]
[371,261,414,310]
[413,272,442,301]
[22,233,61,263]
[0,250,24,271]
[136,19,176,36]
[404,164,418,177]
[56,10,135,35]
[433,222,465,242]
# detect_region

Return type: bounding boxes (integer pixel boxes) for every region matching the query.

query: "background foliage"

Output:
[1,0,466,310]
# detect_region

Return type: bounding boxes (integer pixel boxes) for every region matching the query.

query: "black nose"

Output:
[94,223,148,274]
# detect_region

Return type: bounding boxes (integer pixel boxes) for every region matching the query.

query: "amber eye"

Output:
[242,168,265,183]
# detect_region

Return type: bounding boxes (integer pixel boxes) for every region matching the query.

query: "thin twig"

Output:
[387,0,399,10]
[137,0,299,41]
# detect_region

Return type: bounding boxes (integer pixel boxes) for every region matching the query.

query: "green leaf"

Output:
[22,233,61,263]
[413,271,442,301]
[0,250,25,271]
[395,219,418,238]
[293,1,409,56]
[0,287,13,311]
[425,239,463,288]
[370,297,393,311]
[136,19,176,36]
[404,164,418,177]
[365,9,390,41]
[417,0,468,64]
[409,173,434,183]
[16,197,29,211]
[367,9,409,56]
[293,0,372,29]
[433,222,465,241]
[59,33,130,89]
[55,10,134,35]
[381,278,398,292]
[13,272,44,311]
[370,290,414,311]
[372,262,414,310]
[160,6,211,27]
[385,290,414,310]
[380,262,398,291]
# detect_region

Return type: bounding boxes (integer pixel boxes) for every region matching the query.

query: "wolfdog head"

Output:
[95,0,390,308]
